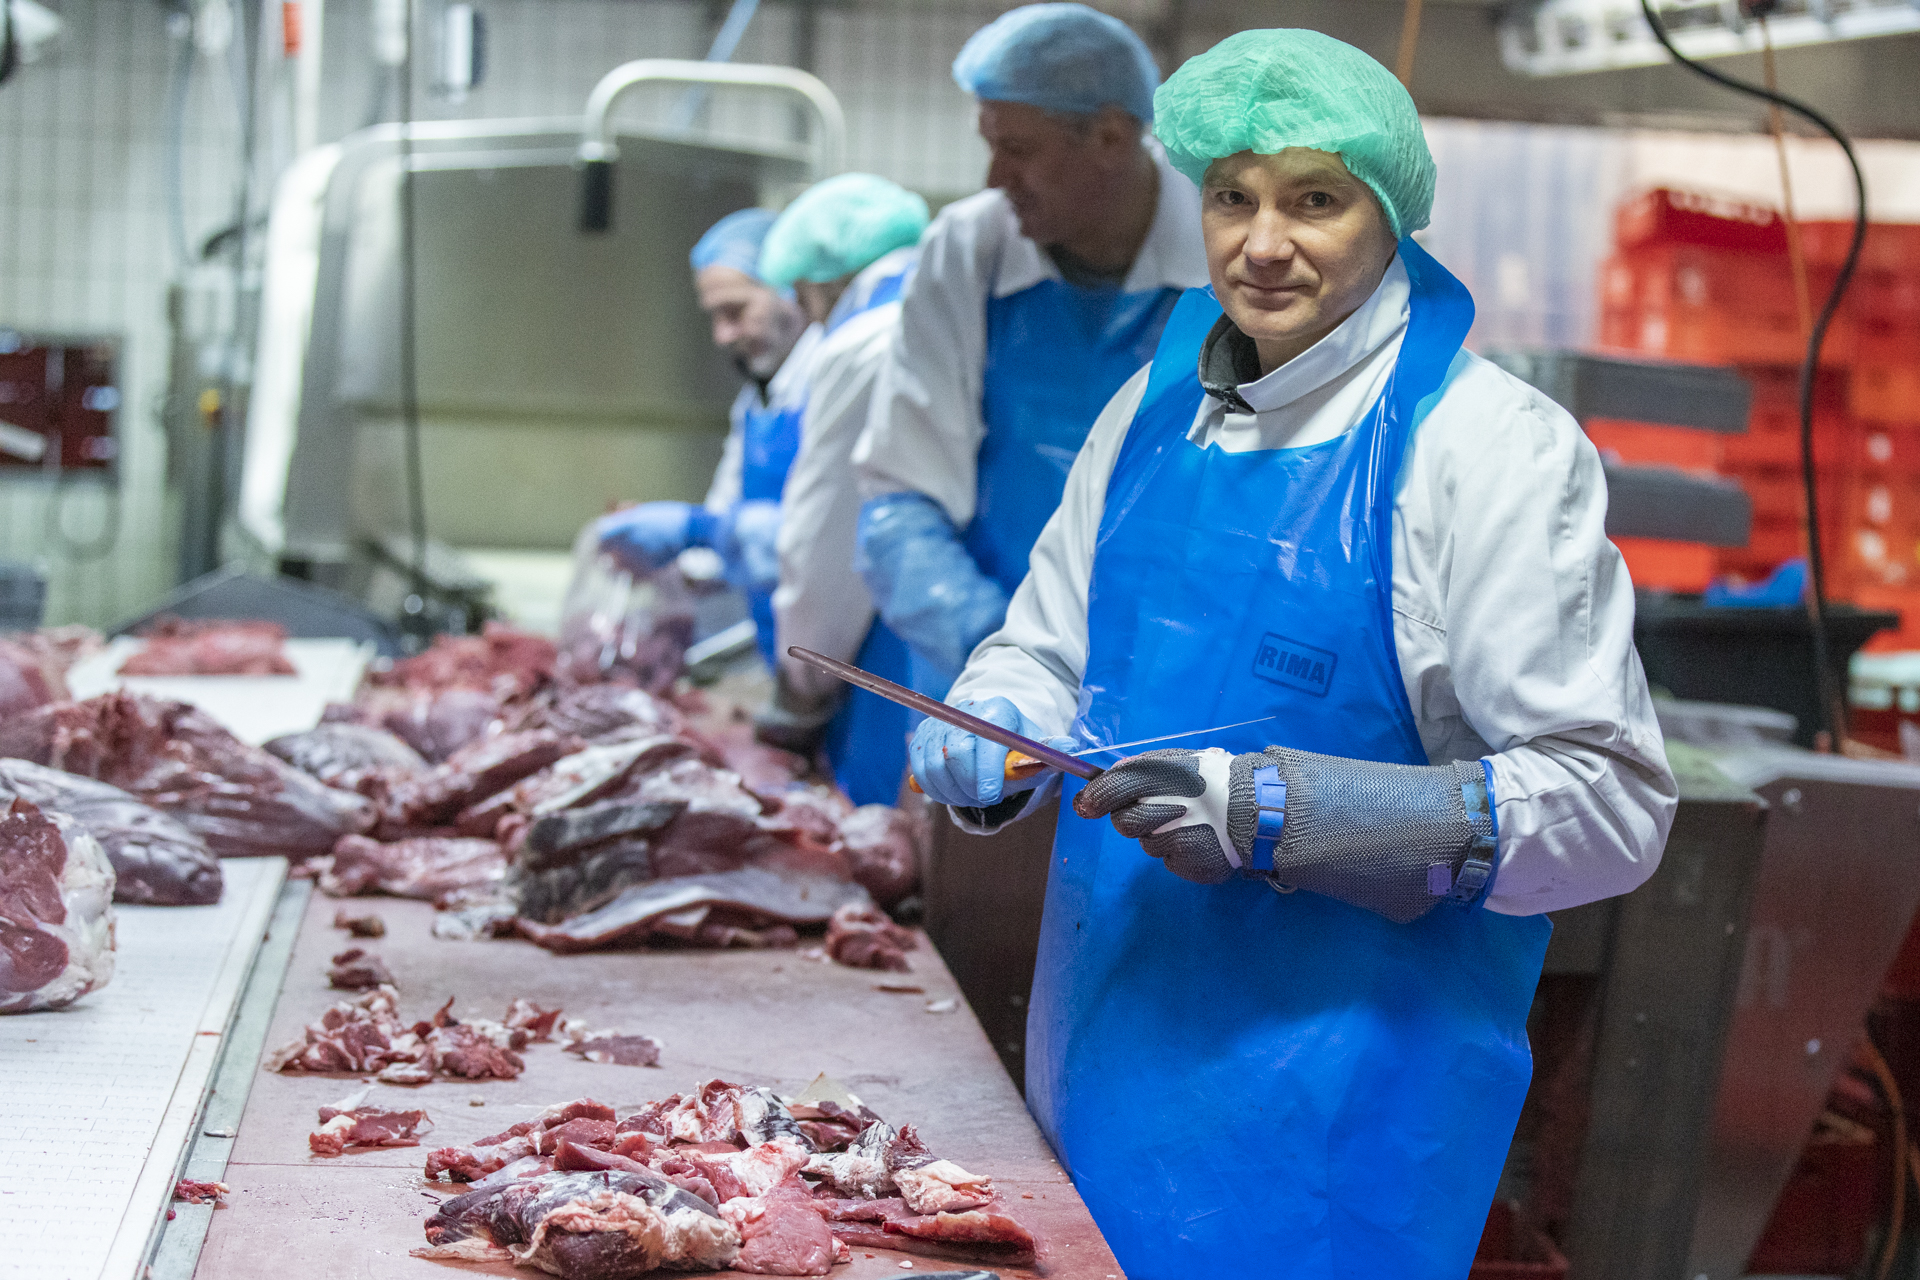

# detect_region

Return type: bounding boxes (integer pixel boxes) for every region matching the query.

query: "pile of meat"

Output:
[0,760,223,906]
[1,798,116,1013]
[415,1080,1042,1277]
[118,617,297,676]
[284,627,922,964]
[265,985,569,1085]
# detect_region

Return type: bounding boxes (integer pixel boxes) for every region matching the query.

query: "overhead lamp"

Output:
[1498,0,1920,76]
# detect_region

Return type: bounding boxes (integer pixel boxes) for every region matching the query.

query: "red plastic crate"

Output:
[1801,220,1920,275]
[1851,584,1920,651]
[1584,420,1721,471]
[1853,364,1920,422]
[1616,187,1791,256]
[1613,536,1717,592]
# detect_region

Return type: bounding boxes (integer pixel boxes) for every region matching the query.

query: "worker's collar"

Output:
[1199,254,1411,415]
[991,141,1210,298]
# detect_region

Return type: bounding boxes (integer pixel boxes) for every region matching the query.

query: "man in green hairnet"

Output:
[905,28,1675,1278]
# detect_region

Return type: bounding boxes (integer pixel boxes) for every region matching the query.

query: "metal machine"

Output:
[240,61,837,612]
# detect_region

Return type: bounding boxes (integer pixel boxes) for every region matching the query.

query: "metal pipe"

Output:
[576,58,844,231]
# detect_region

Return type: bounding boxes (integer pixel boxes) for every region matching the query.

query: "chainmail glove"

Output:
[1075,745,1499,921]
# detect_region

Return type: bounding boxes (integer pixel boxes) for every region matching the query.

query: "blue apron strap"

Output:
[1139,286,1222,412]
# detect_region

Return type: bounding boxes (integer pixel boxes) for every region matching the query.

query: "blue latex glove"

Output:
[856,492,1010,681]
[717,499,782,597]
[595,501,720,575]
[910,696,1073,808]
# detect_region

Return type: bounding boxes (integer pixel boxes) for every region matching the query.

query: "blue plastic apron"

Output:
[1028,240,1552,1280]
[811,262,918,804]
[965,278,1181,597]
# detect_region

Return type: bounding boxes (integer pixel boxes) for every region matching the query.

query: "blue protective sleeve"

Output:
[855,492,1011,681]
[718,499,781,597]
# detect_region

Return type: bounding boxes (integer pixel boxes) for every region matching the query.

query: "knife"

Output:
[786,647,1098,789]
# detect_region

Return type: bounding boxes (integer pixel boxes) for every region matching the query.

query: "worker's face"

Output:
[978,101,1141,250]
[793,276,852,327]
[696,265,807,379]
[1201,149,1400,374]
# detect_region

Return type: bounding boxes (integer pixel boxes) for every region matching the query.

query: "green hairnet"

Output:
[759,174,930,292]
[1152,29,1435,238]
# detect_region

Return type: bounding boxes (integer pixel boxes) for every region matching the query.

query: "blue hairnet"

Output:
[951,3,1159,123]
[760,174,930,291]
[1154,30,1436,237]
[689,207,777,276]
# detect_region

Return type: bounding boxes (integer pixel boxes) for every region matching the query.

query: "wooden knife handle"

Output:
[907,750,1049,795]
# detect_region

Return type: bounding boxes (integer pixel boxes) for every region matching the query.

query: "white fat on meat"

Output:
[893,1159,994,1215]
[0,804,115,1014]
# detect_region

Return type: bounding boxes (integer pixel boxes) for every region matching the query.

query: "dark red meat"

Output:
[825,903,917,973]
[0,800,115,1013]
[0,636,69,718]
[383,729,582,830]
[834,804,920,908]
[413,1169,739,1273]
[374,686,504,763]
[0,759,222,905]
[724,1175,837,1276]
[264,722,426,799]
[172,1179,228,1205]
[119,618,296,676]
[321,834,506,901]
[565,1035,663,1067]
[367,623,555,703]
[309,1102,432,1156]
[327,947,395,990]
[514,683,684,744]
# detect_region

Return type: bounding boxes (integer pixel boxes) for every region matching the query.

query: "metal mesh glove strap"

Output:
[1226,748,1495,924]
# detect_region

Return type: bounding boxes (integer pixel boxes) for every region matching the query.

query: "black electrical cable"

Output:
[396,0,431,644]
[0,0,17,88]
[1638,0,1870,748]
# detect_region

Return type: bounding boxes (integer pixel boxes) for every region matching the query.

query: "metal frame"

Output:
[576,58,845,175]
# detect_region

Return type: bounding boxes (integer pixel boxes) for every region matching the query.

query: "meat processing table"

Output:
[188,889,1127,1280]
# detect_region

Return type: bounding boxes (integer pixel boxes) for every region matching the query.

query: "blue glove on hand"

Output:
[718,499,782,597]
[856,493,1011,680]
[909,696,1073,809]
[595,501,720,575]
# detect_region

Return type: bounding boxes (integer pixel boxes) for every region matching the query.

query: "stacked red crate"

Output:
[1594,189,1920,644]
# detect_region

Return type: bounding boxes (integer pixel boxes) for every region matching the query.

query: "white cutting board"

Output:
[64,637,373,745]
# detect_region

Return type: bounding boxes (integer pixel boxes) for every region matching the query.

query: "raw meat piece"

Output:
[674,694,812,796]
[332,909,385,937]
[892,1158,993,1216]
[502,997,563,1041]
[0,759,223,906]
[328,947,396,990]
[722,1175,837,1276]
[429,1023,526,1081]
[825,903,916,973]
[119,618,296,676]
[309,1089,432,1156]
[427,1136,539,1183]
[385,729,582,830]
[881,1197,1044,1264]
[0,635,70,717]
[172,1179,228,1205]
[368,623,556,703]
[0,800,115,1013]
[379,687,503,762]
[534,1118,618,1157]
[513,869,871,955]
[565,1035,663,1067]
[465,1154,557,1191]
[264,984,413,1074]
[553,1139,655,1178]
[264,723,426,797]
[516,683,684,744]
[457,736,693,838]
[834,804,920,907]
[0,692,376,858]
[321,835,507,901]
[519,800,684,867]
[804,1121,897,1200]
[414,1169,740,1275]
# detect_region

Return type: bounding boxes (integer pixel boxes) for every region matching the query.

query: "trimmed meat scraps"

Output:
[833,805,919,909]
[172,1179,229,1205]
[332,909,385,937]
[119,618,296,676]
[512,868,870,956]
[321,834,507,902]
[328,947,396,990]
[264,987,528,1083]
[309,1088,432,1156]
[565,1035,663,1067]
[0,800,115,1013]
[0,759,222,906]
[0,692,375,858]
[723,1176,837,1276]
[824,903,916,973]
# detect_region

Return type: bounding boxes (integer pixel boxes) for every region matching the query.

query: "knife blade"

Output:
[786,646,1102,785]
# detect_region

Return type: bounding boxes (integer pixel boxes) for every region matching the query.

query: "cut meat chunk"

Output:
[824,903,916,973]
[804,1121,896,1201]
[722,1175,837,1276]
[413,1169,739,1276]
[426,1135,538,1183]
[892,1159,993,1215]
[366,623,556,704]
[327,947,396,991]
[119,618,296,676]
[0,693,375,859]
[0,800,115,1013]
[834,804,920,908]
[384,729,582,830]
[881,1196,1045,1264]
[309,1090,432,1156]
[264,984,413,1074]
[533,1118,617,1157]
[0,759,222,906]
[428,1022,525,1081]
[172,1179,228,1205]
[332,909,385,937]
[457,736,693,838]
[515,683,683,744]
[377,687,503,763]
[519,800,683,868]
[0,635,71,718]
[501,997,563,1041]
[513,868,870,955]
[321,834,507,901]
[264,723,426,798]
[564,1035,663,1067]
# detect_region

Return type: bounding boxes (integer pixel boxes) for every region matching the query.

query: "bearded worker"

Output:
[906,30,1676,1280]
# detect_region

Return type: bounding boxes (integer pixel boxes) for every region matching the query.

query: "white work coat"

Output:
[703,322,825,514]
[951,255,1679,917]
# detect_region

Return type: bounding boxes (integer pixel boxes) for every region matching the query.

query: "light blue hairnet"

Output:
[951,3,1159,123]
[759,174,930,291]
[689,207,777,276]
[1153,29,1436,237]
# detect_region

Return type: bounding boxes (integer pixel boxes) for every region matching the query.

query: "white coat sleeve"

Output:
[942,367,1149,829]
[1398,357,1678,916]
[703,386,750,514]
[852,207,994,526]
[773,309,893,704]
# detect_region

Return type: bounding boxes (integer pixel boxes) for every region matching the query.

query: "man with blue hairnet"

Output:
[596,208,815,664]
[853,2,1208,690]
[908,29,1676,1279]
[750,174,929,804]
